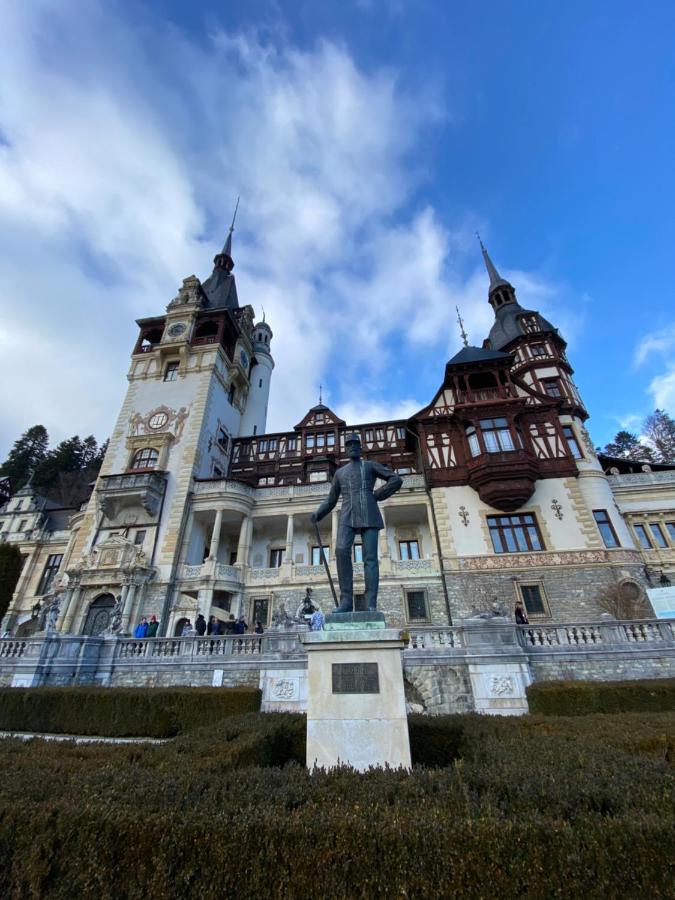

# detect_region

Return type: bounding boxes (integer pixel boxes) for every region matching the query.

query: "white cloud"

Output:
[648,367,675,413]
[0,2,567,459]
[633,323,675,367]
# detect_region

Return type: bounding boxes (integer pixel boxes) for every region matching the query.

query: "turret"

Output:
[239,318,274,437]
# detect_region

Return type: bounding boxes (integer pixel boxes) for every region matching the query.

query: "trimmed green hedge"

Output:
[527,677,675,716]
[0,687,261,738]
[0,712,673,897]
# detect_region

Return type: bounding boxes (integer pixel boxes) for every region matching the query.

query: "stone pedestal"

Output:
[301,628,411,771]
[462,618,531,715]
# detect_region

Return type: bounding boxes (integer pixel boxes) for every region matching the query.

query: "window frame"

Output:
[269,548,285,568]
[592,509,620,548]
[479,417,515,453]
[487,513,545,554]
[130,447,159,471]
[632,523,651,550]
[37,553,63,595]
[163,361,179,382]
[398,539,421,561]
[562,425,584,460]
[542,378,562,398]
[649,523,668,549]
[403,587,430,624]
[515,581,550,618]
[311,545,330,566]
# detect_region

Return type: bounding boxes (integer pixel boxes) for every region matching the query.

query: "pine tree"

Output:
[0,544,23,623]
[601,430,655,462]
[643,409,675,463]
[0,425,49,493]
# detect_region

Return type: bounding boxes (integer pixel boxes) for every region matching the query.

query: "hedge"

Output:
[526,677,675,716]
[0,712,672,898]
[0,686,261,738]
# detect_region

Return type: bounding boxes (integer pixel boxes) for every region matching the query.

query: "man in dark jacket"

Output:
[312,433,402,612]
[195,614,207,636]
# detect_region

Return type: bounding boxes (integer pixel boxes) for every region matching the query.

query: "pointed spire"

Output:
[455,306,469,348]
[476,232,509,291]
[319,384,323,405]
[221,195,239,259]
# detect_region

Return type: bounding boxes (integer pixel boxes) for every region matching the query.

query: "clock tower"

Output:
[60,221,274,635]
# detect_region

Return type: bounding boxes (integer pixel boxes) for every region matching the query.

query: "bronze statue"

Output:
[311,433,402,612]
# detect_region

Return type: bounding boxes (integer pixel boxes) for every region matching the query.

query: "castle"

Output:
[1,223,674,673]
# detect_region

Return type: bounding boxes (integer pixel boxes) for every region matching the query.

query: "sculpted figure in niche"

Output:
[311,433,402,612]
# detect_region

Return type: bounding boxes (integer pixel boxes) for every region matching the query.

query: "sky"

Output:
[1,0,675,458]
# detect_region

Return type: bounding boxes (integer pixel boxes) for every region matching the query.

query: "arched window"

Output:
[131,447,159,470]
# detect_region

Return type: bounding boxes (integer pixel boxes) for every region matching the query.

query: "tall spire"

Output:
[455,305,469,347]
[476,232,509,291]
[222,196,239,260]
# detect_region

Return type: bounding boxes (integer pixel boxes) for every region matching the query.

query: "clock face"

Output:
[167,322,186,338]
[239,349,249,368]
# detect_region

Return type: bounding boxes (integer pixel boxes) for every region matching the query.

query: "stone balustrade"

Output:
[116,634,274,660]
[518,618,674,649]
[407,628,463,649]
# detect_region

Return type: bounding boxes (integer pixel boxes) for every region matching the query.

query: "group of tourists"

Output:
[133,615,159,639]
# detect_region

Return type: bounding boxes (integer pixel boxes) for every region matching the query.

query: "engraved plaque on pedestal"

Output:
[332,662,379,694]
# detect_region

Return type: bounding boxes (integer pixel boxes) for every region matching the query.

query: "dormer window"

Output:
[531,344,547,357]
[521,315,539,333]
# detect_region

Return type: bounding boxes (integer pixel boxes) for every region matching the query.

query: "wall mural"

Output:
[128,405,190,442]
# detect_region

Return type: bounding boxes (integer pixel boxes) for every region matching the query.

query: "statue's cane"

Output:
[313,519,339,608]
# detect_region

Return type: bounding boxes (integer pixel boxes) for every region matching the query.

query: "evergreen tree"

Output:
[0,425,49,494]
[643,409,675,463]
[601,430,655,462]
[0,544,23,623]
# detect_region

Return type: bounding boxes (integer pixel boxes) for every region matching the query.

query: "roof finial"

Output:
[261,306,266,323]
[456,306,469,348]
[221,195,240,261]
[476,231,507,290]
[319,384,323,405]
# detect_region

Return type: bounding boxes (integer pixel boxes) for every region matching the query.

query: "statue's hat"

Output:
[344,432,361,445]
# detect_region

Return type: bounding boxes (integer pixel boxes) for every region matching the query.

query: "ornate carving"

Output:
[128,405,190,442]
[460,549,643,570]
[459,506,470,526]
[490,675,515,696]
[550,499,563,520]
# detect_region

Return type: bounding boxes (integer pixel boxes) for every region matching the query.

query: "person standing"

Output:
[310,607,325,631]
[133,617,148,639]
[514,602,529,625]
[195,614,207,636]
[146,615,159,638]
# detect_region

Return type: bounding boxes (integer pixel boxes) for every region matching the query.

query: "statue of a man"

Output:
[311,432,402,612]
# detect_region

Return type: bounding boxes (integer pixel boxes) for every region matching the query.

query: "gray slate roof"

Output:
[487,303,559,351]
[447,345,512,366]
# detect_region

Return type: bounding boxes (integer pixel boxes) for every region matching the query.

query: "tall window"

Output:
[217,428,229,451]
[306,434,315,449]
[399,540,420,561]
[311,545,330,565]
[466,425,480,457]
[666,523,675,542]
[269,548,285,568]
[287,437,297,451]
[649,523,668,549]
[163,361,179,382]
[488,514,544,553]
[480,418,515,453]
[130,447,159,470]
[227,385,236,405]
[38,554,63,595]
[543,379,562,398]
[406,590,428,621]
[562,425,583,459]
[632,524,651,549]
[593,510,619,548]
[531,344,547,357]
[396,427,406,440]
[134,530,147,546]
[519,584,547,616]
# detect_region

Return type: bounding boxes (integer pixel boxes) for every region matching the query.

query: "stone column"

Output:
[61,585,82,633]
[236,515,252,567]
[379,508,390,558]
[120,583,134,633]
[330,510,339,558]
[285,513,294,561]
[426,502,439,564]
[57,587,74,633]
[208,509,224,561]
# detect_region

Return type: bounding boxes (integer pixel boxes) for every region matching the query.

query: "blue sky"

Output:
[1,0,675,457]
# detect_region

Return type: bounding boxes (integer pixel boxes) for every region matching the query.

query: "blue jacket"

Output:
[134,622,148,639]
